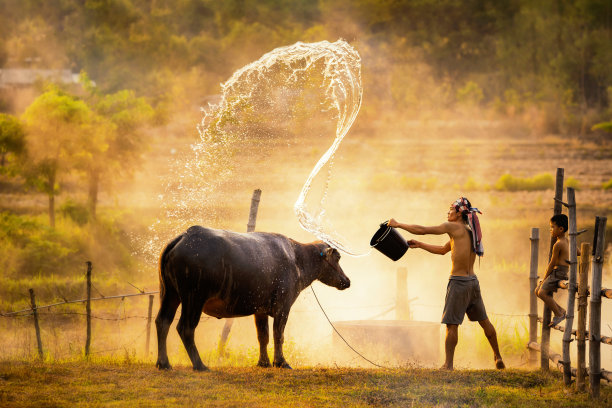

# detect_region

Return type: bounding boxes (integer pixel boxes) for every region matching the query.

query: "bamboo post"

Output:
[29,288,43,359]
[85,261,92,357]
[541,167,564,370]
[528,228,539,366]
[219,189,262,355]
[576,242,590,392]
[396,267,409,320]
[589,216,606,399]
[562,188,577,386]
[145,294,154,356]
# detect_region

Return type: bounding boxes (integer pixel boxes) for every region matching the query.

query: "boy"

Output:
[388,197,504,370]
[535,214,573,327]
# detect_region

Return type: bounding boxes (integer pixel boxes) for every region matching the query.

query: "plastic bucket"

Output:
[370,222,409,261]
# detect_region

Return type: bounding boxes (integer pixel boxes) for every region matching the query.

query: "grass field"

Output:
[1,117,611,406]
[0,360,610,407]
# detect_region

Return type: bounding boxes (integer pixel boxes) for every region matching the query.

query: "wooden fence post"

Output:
[562,188,578,385]
[29,288,43,360]
[145,294,154,356]
[589,216,606,399]
[576,242,590,392]
[528,228,539,366]
[219,189,262,355]
[396,267,409,320]
[247,189,262,232]
[85,261,92,357]
[541,167,564,370]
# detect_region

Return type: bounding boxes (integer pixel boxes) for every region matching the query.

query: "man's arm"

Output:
[409,240,451,255]
[388,218,452,235]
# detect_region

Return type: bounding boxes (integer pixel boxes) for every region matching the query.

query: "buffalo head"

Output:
[318,247,350,290]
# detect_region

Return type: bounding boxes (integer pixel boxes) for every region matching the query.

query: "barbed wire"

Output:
[38,311,151,321]
[0,290,159,317]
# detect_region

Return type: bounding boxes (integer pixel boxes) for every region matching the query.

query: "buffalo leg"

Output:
[155,291,180,370]
[176,298,208,371]
[272,311,291,368]
[254,313,271,367]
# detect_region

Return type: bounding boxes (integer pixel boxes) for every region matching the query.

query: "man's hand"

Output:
[388,218,399,228]
[407,239,420,248]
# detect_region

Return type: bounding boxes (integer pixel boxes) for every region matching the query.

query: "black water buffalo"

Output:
[155,226,350,371]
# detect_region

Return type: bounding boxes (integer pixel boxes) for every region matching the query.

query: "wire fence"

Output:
[1,262,541,366]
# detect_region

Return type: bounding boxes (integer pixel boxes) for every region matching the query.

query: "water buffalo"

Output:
[155,225,350,371]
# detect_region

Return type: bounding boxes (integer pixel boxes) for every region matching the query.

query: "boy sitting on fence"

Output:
[535,214,572,327]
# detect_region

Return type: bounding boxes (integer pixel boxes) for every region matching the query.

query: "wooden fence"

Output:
[1,265,159,359]
[527,182,610,398]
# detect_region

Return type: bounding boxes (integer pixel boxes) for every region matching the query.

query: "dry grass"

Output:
[0,360,610,407]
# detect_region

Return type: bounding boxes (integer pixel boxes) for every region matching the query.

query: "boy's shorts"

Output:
[442,275,488,325]
[539,265,569,295]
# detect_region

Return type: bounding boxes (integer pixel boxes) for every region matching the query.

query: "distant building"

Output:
[0,68,85,113]
[0,68,79,88]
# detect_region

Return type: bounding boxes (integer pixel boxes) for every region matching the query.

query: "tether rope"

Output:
[310,285,388,369]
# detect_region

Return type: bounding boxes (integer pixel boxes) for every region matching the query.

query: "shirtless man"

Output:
[389,197,504,370]
[535,214,575,327]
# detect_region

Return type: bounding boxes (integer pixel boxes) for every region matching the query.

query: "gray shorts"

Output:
[538,265,569,294]
[441,275,488,325]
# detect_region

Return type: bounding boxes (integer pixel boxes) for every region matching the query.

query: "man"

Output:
[389,197,504,370]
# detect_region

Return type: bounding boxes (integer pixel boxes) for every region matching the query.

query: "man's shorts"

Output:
[441,275,488,325]
[538,265,569,295]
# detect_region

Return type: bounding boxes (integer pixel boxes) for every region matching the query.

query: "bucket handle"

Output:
[374,221,392,244]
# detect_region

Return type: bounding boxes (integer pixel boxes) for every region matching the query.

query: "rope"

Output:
[310,285,388,369]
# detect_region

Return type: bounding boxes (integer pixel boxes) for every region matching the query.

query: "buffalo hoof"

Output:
[156,361,172,370]
[257,360,271,368]
[193,363,210,372]
[273,361,292,369]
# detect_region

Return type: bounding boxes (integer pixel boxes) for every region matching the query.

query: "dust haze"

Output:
[1,21,610,370]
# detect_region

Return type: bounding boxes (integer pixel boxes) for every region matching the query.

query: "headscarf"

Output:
[453,197,484,257]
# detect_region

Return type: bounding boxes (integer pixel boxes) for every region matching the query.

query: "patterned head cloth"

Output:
[453,197,484,257]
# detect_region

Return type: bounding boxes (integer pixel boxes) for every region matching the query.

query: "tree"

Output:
[22,87,96,228]
[80,73,154,217]
[0,113,25,171]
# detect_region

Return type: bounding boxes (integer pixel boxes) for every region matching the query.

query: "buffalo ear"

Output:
[324,247,334,258]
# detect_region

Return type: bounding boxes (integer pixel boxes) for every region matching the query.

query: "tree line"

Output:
[1,0,610,135]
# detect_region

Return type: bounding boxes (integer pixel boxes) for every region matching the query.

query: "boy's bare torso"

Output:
[554,237,570,268]
[448,222,476,276]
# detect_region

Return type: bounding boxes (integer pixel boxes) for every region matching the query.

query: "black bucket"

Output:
[370,222,409,261]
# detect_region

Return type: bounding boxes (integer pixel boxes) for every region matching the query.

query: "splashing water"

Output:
[199,39,364,255]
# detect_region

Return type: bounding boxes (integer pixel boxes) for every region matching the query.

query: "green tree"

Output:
[81,73,154,217]
[22,87,95,228]
[0,113,25,171]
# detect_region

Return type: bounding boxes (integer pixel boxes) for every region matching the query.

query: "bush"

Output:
[603,178,612,190]
[456,81,484,107]
[564,177,580,190]
[60,198,90,226]
[0,212,80,277]
[0,211,135,280]
[494,173,554,191]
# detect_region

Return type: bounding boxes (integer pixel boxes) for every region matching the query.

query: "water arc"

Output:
[198,39,365,256]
